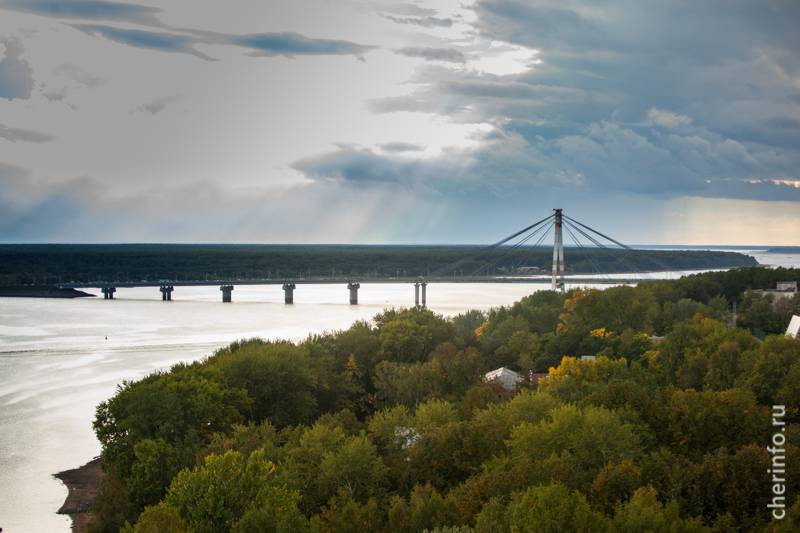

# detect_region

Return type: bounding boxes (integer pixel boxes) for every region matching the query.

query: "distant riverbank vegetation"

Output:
[766,247,800,254]
[81,267,800,533]
[0,244,758,286]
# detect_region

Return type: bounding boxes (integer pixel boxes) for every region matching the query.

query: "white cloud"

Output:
[646,108,692,129]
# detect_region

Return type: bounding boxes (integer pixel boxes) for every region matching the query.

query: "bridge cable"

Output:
[425,214,554,279]
[512,221,556,271]
[466,220,554,278]
[562,223,612,280]
[468,222,551,276]
[561,219,651,279]
[562,214,679,275]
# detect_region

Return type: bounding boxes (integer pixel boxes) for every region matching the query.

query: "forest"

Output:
[0,244,758,285]
[83,266,800,533]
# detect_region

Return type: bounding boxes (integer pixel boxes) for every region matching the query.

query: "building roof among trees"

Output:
[787,315,800,339]
[484,367,524,391]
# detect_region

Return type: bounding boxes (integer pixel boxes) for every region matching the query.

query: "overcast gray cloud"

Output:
[230,32,376,59]
[52,63,105,88]
[325,0,800,212]
[0,0,798,244]
[137,95,181,115]
[397,46,466,63]
[0,37,34,100]
[385,15,454,27]
[380,142,425,153]
[71,25,216,60]
[68,25,376,61]
[0,123,53,143]
[3,0,163,26]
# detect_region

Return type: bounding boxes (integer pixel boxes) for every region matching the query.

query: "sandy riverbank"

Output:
[54,457,104,533]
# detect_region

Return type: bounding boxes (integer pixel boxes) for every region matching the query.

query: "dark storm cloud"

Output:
[71,25,215,60]
[297,117,800,204]
[0,38,35,100]
[348,0,800,204]
[0,124,54,143]
[294,148,424,185]
[397,47,466,63]
[3,0,162,26]
[230,32,376,59]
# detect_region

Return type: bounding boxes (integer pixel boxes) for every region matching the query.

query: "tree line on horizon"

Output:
[0,244,758,286]
[84,267,800,533]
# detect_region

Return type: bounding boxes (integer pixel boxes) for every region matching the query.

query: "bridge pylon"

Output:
[552,209,565,292]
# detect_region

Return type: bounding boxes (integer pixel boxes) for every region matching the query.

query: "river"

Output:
[0,251,797,532]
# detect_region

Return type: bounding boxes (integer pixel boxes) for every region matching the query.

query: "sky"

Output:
[0,0,798,245]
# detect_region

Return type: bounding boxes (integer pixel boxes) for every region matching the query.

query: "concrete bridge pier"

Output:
[414,282,420,305]
[160,286,174,301]
[420,282,427,306]
[348,282,360,305]
[102,287,116,299]
[220,285,234,302]
[283,283,296,304]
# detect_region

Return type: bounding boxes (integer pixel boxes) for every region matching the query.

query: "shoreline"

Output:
[0,288,93,298]
[54,457,104,533]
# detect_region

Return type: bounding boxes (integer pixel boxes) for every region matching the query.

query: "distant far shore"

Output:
[54,457,104,533]
[765,246,800,254]
[0,286,93,298]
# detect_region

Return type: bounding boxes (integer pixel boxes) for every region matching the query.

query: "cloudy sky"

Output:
[0,0,798,245]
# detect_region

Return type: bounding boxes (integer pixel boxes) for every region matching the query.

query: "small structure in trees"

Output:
[484,367,523,393]
[786,315,800,339]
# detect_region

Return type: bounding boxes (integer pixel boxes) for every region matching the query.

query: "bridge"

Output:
[61,275,642,304]
[56,209,663,304]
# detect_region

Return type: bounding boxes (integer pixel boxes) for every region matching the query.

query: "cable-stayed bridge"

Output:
[59,209,680,304]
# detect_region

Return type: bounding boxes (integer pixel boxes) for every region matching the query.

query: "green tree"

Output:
[425,343,485,400]
[509,483,608,533]
[665,389,768,457]
[373,360,435,408]
[122,504,188,533]
[163,449,300,533]
[611,486,709,532]
[509,404,642,492]
[316,493,384,533]
[320,433,389,501]
[213,342,326,427]
[408,484,461,533]
[127,439,182,510]
[474,497,510,533]
[379,318,432,363]
[589,460,643,514]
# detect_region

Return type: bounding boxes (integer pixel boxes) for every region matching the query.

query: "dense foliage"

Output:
[86,267,800,533]
[0,244,757,285]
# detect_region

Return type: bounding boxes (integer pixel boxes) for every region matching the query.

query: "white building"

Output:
[484,367,524,391]
[787,315,800,339]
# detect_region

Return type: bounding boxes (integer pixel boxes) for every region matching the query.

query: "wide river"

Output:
[1,250,797,532]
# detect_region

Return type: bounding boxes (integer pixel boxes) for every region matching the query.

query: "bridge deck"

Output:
[60,276,647,289]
